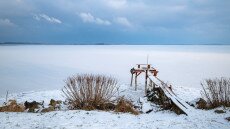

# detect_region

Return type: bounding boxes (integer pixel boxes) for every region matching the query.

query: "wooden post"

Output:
[152,81,155,89]
[130,73,133,86]
[147,64,150,69]
[149,79,151,87]
[135,72,137,91]
[153,70,158,76]
[149,79,152,87]
[145,70,148,95]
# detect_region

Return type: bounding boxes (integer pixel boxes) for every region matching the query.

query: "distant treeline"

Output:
[0,42,111,45]
[0,42,229,45]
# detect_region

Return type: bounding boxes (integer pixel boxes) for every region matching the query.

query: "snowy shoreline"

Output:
[0,84,229,129]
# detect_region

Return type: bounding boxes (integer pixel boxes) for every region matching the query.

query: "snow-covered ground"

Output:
[0,108,229,129]
[0,84,229,129]
[0,45,230,96]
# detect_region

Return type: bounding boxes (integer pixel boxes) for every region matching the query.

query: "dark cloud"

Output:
[0,0,229,44]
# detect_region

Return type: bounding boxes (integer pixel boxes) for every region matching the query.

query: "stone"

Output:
[225,117,230,122]
[214,110,226,114]
[49,99,62,109]
[28,108,35,113]
[41,106,55,113]
[24,101,44,112]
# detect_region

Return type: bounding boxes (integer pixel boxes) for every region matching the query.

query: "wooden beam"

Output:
[133,70,145,73]
[145,70,148,95]
[130,73,133,87]
[136,72,142,76]
[135,72,138,91]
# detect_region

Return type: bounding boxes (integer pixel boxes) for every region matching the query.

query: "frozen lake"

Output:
[0,45,230,96]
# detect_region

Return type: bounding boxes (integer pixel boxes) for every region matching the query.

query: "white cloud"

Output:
[79,12,111,26]
[33,14,62,24]
[79,12,94,23]
[114,17,132,27]
[0,18,15,27]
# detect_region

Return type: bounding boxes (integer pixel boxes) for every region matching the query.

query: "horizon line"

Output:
[0,42,230,45]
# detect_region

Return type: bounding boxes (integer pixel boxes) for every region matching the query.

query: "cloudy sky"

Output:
[0,0,229,44]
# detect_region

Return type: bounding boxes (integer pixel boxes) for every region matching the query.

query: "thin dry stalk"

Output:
[201,77,230,108]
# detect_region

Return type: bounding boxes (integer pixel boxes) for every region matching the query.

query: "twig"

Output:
[4,90,9,105]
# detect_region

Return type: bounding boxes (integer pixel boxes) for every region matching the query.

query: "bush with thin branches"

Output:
[201,77,230,108]
[62,74,119,110]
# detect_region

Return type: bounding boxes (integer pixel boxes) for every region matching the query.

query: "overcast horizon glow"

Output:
[0,0,229,44]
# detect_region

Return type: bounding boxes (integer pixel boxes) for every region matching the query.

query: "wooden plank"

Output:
[154,77,192,110]
[147,72,192,115]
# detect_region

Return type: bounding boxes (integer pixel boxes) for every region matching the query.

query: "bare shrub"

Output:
[201,77,230,108]
[62,74,118,110]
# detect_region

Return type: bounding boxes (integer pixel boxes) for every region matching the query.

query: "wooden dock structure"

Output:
[130,64,193,115]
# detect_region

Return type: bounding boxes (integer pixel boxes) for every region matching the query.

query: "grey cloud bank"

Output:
[0,0,229,44]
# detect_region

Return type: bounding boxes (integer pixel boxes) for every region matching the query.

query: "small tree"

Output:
[62,74,118,110]
[201,77,230,108]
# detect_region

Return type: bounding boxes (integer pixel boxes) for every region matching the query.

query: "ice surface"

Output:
[0,45,230,95]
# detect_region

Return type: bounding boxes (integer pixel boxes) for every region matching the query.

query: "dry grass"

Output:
[201,77,230,108]
[0,100,25,112]
[62,74,119,110]
[115,97,139,115]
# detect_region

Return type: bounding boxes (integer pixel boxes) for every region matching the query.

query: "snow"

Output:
[141,98,153,113]
[0,84,230,129]
[1,109,229,129]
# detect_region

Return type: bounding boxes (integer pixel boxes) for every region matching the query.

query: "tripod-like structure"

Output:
[130,64,158,94]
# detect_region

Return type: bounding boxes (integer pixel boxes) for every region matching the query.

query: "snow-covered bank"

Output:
[1,109,229,129]
[0,84,198,107]
[1,45,230,95]
[0,84,229,129]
